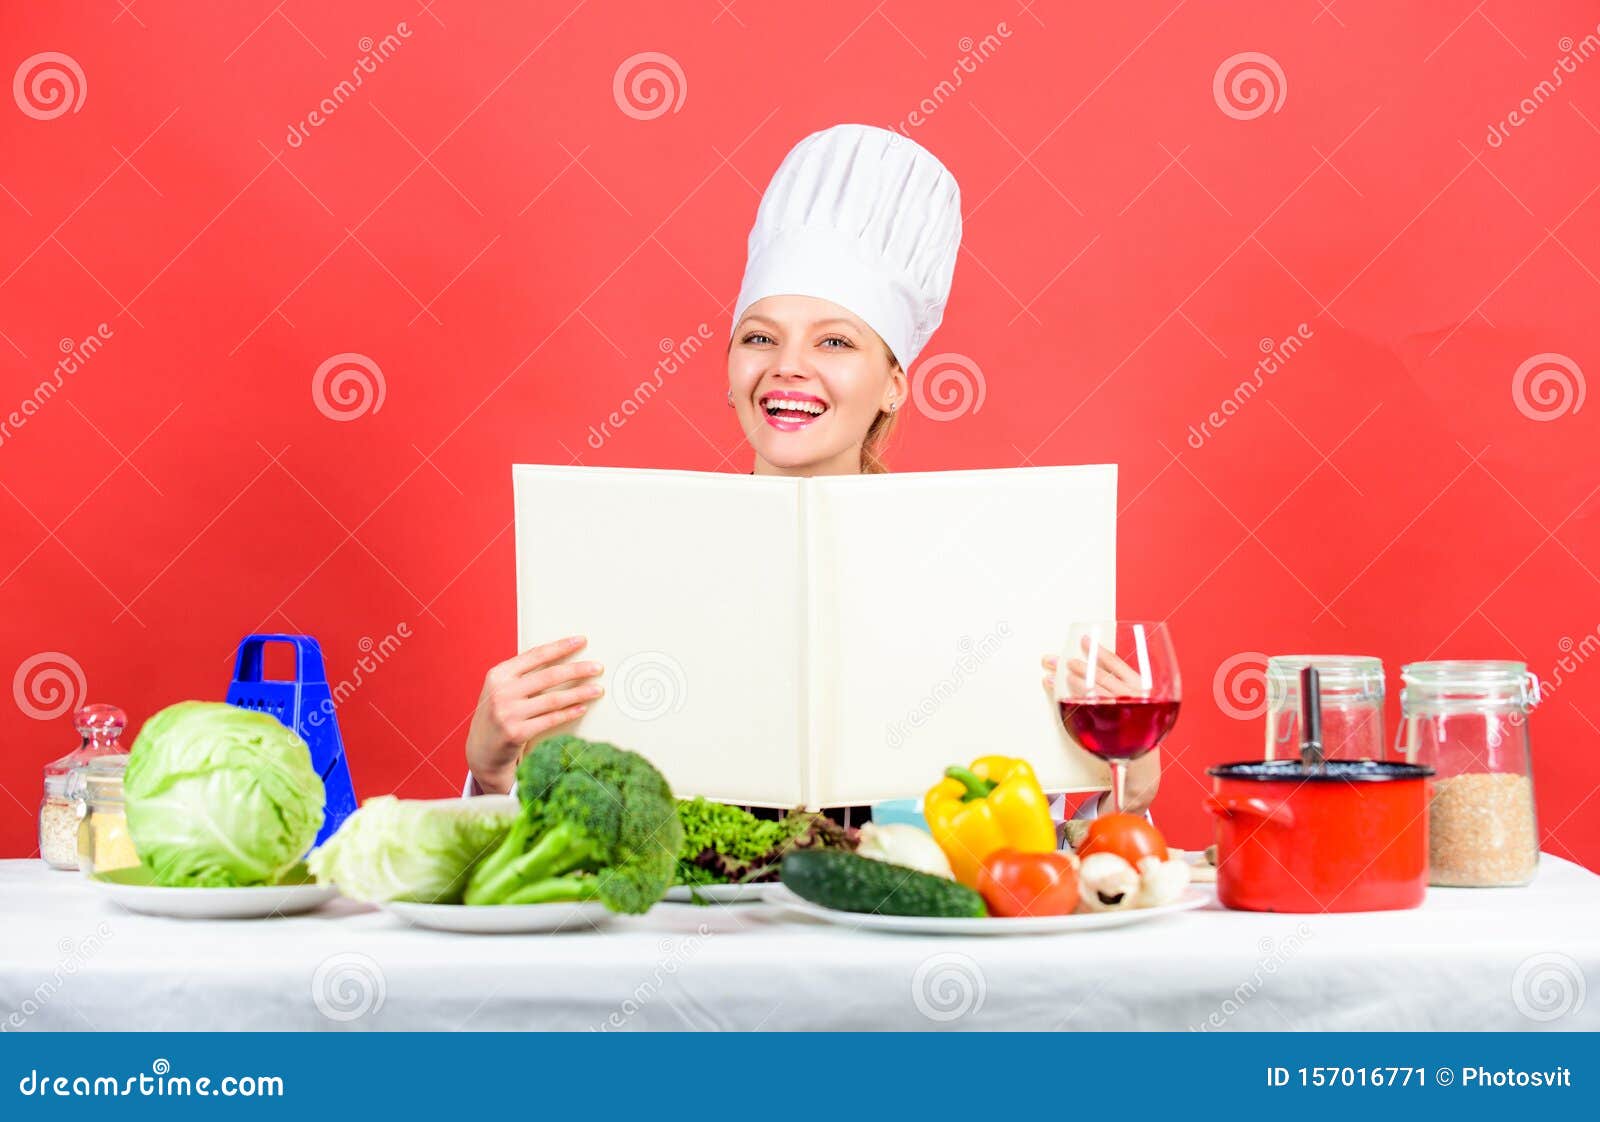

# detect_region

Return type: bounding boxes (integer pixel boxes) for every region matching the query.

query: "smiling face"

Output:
[727,295,907,476]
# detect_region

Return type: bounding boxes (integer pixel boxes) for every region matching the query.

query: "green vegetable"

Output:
[462,734,682,912]
[124,701,325,887]
[307,795,517,903]
[675,798,857,885]
[675,798,782,885]
[780,849,987,918]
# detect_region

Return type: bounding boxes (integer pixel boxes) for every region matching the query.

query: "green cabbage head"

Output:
[124,701,325,887]
[307,795,517,903]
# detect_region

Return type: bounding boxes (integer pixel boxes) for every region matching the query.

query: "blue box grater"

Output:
[225,633,358,846]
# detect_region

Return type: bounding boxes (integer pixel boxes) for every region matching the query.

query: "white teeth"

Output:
[763,398,826,416]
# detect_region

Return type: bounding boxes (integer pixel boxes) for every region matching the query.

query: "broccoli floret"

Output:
[462,735,682,913]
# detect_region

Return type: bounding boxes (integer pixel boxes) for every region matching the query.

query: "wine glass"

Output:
[1054,621,1181,813]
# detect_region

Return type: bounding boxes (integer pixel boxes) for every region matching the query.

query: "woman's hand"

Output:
[1042,641,1147,697]
[465,636,604,794]
[1041,649,1162,817]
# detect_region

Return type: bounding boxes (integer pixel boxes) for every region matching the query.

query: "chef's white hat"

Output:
[733,124,962,369]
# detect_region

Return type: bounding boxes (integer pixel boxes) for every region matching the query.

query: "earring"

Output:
[889,400,899,412]
[726,389,733,407]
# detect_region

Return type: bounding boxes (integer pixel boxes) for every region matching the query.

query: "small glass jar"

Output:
[1265,655,1385,761]
[74,755,137,876]
[1397,661,1539,887]
[39,774,79,870]
[38,704,128,871]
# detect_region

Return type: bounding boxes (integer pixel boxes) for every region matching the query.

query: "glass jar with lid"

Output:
[71,755,138,876]
[1265,655,1385,761]
[38,704,128,870]
[1396,660,1539,887]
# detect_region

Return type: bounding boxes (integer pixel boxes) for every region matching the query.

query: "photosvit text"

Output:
[1266,1066,1573,1088]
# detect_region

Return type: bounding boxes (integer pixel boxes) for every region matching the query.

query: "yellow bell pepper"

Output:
[924,756,1058,887]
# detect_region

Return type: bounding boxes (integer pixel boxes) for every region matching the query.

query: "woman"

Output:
[464,124,1160,822]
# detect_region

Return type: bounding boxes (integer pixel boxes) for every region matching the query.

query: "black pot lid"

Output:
[1206,759,1434,782]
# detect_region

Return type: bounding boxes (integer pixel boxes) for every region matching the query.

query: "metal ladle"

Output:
[1299,665,1325,772]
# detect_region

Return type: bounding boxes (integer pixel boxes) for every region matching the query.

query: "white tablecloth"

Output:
[2,857,1596,1031]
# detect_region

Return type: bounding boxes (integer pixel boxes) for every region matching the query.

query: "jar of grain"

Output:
[74,755,137,876]
[38,774,79,870]
[1396,661,1539,887]
[38,704,129,871]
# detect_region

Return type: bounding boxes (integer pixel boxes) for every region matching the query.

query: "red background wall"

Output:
[2,1,1597,866]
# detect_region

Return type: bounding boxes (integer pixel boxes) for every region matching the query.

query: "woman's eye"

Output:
[819,336,854,349]
[742,332,775,345]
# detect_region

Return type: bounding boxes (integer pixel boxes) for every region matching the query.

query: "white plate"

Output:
[764,884,1209,935]
[90,867,338,920]
[381,899,612,934]
[663,882,771,904]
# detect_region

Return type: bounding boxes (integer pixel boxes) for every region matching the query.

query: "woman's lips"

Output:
[763,410,824,431]
[759,390,829,431]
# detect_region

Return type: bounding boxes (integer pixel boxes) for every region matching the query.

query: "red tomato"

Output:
[1078,813,1169,866]
[977,849,1081,918]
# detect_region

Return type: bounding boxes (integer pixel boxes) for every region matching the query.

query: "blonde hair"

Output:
[860,350,902,474]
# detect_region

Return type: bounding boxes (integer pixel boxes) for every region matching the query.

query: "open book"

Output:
[513,464,1117,808]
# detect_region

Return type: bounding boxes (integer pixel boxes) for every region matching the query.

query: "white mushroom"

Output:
[1078,852,1140,911]
[1134,854,1191,907]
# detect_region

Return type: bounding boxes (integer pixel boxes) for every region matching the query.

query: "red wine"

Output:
[1059,699,1181,760]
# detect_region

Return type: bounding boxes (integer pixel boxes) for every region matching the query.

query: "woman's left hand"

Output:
[1039,652,1162,817]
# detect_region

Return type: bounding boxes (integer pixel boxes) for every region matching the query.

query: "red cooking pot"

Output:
[1205,759,1433,912]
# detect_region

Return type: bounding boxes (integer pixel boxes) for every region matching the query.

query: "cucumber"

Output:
[780,850,986,918]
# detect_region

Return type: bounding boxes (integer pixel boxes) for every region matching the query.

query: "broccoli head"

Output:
[462,734,682,913]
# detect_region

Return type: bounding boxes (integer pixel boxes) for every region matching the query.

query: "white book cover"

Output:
[513,464,1117,807]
